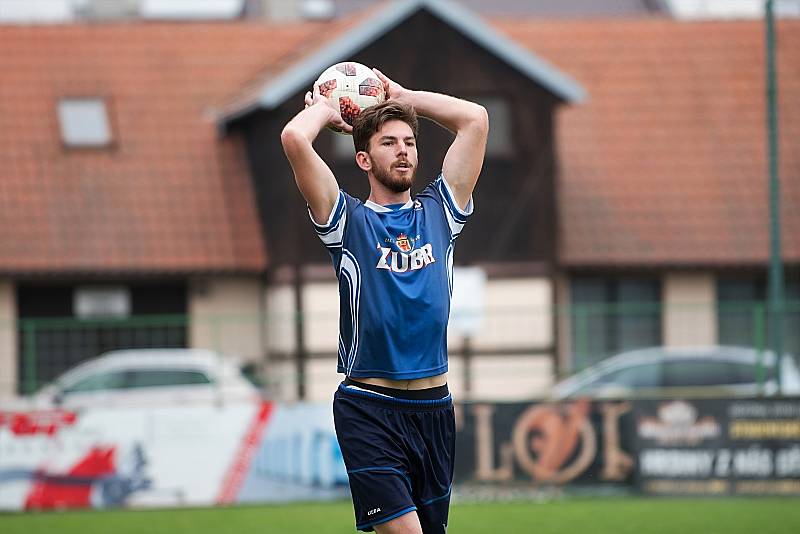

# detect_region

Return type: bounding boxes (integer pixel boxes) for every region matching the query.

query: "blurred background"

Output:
[0,0,799,525]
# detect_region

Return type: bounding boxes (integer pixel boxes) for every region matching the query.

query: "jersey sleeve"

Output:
[432,173,474,240]
[307,190,347,249]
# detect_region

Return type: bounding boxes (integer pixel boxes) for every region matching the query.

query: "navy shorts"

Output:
[333,383,455,533]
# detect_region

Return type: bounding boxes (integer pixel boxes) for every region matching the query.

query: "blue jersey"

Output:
[310,174,473,380]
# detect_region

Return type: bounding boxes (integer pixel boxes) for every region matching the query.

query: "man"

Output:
[281,68,488,534]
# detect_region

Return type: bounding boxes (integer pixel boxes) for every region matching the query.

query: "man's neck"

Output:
[367,187,411,206]
[367,191,411,206]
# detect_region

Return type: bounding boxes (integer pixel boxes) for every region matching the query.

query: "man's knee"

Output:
[373,510,422,534]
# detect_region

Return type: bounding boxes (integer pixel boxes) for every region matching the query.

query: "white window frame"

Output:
[57,97,113,147]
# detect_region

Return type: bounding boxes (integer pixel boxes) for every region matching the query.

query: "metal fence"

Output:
[4,300,799,398]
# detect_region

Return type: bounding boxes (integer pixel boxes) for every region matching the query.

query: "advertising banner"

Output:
[3,397,798,510]
[0,402,348,511]
[634,398,800,495]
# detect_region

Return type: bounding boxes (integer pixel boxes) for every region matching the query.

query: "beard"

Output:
[372,160,415,193]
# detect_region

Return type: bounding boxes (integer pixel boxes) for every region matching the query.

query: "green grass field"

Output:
[2,498,799,533]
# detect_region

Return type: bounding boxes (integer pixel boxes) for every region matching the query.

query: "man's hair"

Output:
[352,101,418,153]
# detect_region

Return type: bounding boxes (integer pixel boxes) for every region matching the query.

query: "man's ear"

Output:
[355,151,371,172]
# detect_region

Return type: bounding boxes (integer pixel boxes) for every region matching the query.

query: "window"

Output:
[717,271,800,358]
[126,369,211,388]
[330,129,355,160]
[73,286,131,319]
[473,96,512,158]
[57,98,112,147]
[663,360,756,388]
[62,371,128,394]
[604,363,662,389]
[571,277,662,368]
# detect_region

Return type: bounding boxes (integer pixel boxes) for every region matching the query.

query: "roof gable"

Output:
[219,0,584,125]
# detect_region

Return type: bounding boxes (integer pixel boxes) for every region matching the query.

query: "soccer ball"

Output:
[314,62,386,133]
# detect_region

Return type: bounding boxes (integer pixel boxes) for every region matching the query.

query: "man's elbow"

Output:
[280,126,303,153]
[472,104,489,135]
[281,124,316,156]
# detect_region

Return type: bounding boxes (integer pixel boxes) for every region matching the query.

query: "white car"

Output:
[28,348,261,409]
[551,346,800,399]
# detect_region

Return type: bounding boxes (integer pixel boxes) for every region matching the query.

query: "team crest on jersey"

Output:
[396,233,412,252]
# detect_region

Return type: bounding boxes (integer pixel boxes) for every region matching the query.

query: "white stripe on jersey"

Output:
[436,177,473,239]
[446,243,454,297]
[319,208,346,247]
[309,191,346,247]
[340,249,361,375]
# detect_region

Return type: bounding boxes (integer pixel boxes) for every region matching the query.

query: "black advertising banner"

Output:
[634,398,800,496]
[454,398,800,495]
[454,400,636,489]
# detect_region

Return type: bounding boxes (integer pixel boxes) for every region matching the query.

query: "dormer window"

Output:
[474,96,512,158]
[58,97,112,147]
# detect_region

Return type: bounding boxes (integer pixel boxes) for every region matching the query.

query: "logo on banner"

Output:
[0,410,77,437]
[471,401,633,484]
[638,400,720,445]
[511,399,597,484]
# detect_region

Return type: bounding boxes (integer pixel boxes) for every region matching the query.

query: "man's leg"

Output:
[374,509,422,534]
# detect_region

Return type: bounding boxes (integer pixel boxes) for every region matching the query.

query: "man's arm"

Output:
[374,69,489,211]
[280,87,352,223]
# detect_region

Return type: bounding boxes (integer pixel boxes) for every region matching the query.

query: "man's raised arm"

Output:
[280,87,352,223]
[374,69,489,211]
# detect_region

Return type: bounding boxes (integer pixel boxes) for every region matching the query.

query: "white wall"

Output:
[662,272,717,347]
[451,354,554,401]
[448,277,553,352]
[302,282,340,354]
[265,283,296,355]
[0,281,17,399]
[188,276,264,361]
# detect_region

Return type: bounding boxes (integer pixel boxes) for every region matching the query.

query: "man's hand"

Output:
[305,83,353,134]
[373,68,407,103]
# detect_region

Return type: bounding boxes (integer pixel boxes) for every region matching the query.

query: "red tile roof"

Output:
[0,20,359,275]
[2,16,798,274]
[495,18,800,267]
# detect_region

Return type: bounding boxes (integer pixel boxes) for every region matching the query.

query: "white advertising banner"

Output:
[0,401,347,511]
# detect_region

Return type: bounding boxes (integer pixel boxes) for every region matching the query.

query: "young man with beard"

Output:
[281,69,488,534]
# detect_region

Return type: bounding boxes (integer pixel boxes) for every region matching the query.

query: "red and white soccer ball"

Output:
[314,61,386,133]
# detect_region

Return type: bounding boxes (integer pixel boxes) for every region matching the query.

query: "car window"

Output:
[576,363,661,394]
[603,363,662,388]
[62,371,129,394]
[126,369,212,389]
[663,360,757,387]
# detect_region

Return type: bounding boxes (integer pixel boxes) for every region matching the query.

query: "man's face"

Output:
[365,119,418,193]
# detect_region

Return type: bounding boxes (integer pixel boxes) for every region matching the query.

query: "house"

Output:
[0,0,797,401]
